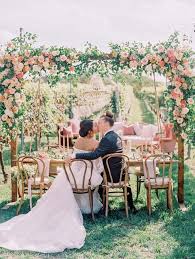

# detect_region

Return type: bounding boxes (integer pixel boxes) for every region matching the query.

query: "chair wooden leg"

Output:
[124,187,129,218]
[102,187,106,210]
[105,187,109,217]
[88,189,95,221]
[136,176,141,201]
[167,185,173,211]
[16,196,24,215]
[146,187,152,216]
[155,189,159,200]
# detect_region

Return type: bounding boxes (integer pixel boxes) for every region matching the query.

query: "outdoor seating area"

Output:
[0,4,195,257]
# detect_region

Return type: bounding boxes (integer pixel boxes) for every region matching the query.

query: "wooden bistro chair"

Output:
[16,156,51,215]
[134,144,160,200]
[63,159,95,220]
[58,128,74,154]
[102,153,130,218]
[143,154,173,216]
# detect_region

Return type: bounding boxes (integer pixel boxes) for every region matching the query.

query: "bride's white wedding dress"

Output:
[0,149,103,253]
[69,148,103,214]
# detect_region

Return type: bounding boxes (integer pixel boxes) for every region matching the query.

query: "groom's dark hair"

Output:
[101,111,114,127]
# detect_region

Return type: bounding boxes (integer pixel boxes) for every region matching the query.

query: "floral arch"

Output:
[0,32,194,203]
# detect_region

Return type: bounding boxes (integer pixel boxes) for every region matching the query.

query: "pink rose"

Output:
[182,107,189,115]
[60,55,67,62]
[16,72,24,79]
[69,66,75,73]
[130,60,138,68]
[38,55,44,63]
[177,118,183,124]
[159,60,165,68]
[141,58,148,66]
[157,45,165,53]
[121,51,129,59]
[8,88,16,94]
[187,98,194,105]
[1,114,8,121]
[180,100,186,108]
[181,133,187,139]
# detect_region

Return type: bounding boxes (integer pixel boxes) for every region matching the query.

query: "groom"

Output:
[68,112,136,213]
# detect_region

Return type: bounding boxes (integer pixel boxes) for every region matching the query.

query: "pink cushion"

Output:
[142,124,158,138]
[70,119,80,134]
[164,123,174,138]
[160,139,176,153]
[122,125,135,136]
[62,127,72,136]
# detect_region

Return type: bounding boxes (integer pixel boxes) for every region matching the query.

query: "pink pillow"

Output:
[122,125,135,136]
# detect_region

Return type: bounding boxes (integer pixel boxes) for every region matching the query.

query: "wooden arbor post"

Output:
[178,135,185,205]
[10,136,18,202]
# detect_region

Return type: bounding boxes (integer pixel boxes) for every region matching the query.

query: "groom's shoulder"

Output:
[105,131,119,140]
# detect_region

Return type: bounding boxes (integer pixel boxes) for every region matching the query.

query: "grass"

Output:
[0,164,195,259]
[0,88,195,258]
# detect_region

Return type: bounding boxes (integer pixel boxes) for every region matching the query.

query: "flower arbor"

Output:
[0,32,194,206]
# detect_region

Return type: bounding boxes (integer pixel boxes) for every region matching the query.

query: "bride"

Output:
[71,119,103,214]
[0,119,103,253]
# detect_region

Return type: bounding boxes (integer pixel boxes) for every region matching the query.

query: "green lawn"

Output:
[0,164,195,259]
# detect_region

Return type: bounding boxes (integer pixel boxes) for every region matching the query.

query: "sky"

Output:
[0,0,195,50]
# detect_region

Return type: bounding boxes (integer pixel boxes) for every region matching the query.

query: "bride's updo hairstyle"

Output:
[79,119,93,137]
[101,111,114,127]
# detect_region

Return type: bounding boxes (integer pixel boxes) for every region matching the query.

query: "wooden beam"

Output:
[178,136,184,204]
[10,137,17,167]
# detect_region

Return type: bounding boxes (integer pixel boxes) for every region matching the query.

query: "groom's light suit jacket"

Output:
[75,130,123,183]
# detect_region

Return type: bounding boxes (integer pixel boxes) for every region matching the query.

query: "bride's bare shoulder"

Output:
[93,139,99,149]
[74,137,99,151]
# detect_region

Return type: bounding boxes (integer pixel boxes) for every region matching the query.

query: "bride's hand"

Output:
[64,157,72,164]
